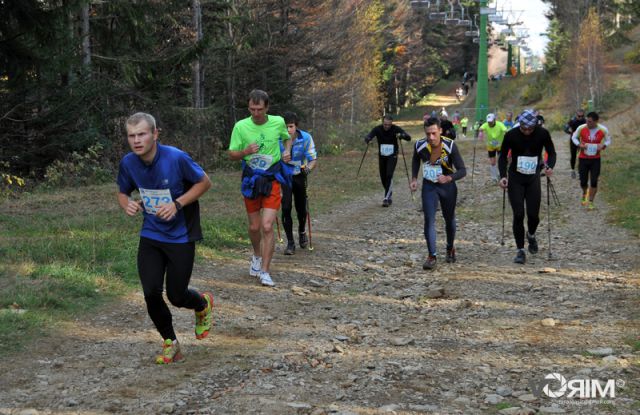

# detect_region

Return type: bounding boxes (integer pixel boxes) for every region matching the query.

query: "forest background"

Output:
[1,0,637,188]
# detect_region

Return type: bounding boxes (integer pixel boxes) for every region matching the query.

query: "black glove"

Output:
[364,136,372,144]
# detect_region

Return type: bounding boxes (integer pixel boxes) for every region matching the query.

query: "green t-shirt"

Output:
[229,115,289,170]
[460,117,469,127]
[480,121,508,149]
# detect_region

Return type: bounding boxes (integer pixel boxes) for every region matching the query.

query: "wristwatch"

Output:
[174,201,183,211]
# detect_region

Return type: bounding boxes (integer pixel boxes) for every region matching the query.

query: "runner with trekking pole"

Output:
[364,115,412,207]
[281,111,317,255]
[498,109,556,264]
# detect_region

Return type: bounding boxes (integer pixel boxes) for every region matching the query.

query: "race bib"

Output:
[289,160,302,175]
[490,140,499,148]
[380,144,394,156]
[139,188,173,214]
[516,156,538,175]
[248,154,273,171]
[423,165,443,182]
[585,143,598,156]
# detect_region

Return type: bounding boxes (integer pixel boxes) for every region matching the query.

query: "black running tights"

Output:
[378,155,398,199]
[138,237,205,341]
[507,175,541,250]
[281,173,308,241]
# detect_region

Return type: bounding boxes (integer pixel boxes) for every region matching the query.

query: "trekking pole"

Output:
[471,130,478,188]
[501,187,506,246]
[549,180,561,207]
[356,142,370,178]
[398,139,417,204]
[275,216,283,243]
[546,176,553,260]
[306,199,314,251]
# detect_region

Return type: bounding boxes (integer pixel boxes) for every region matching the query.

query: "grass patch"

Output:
[625,336,640,352]
[601,136,640,236]
[0,152,380,351]
[600,80,637,113]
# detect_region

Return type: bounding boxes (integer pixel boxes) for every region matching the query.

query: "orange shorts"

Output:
[244,180,281,213]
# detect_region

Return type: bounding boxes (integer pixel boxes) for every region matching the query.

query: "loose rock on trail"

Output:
[0,132,638,415]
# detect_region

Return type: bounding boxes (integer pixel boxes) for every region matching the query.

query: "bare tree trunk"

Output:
[81,3,91,77]
[226,1,237,123]
[192,0,203,109]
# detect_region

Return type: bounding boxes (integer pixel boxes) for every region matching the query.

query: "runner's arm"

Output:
[153,173,212,221]
[176,173,212,207]
[117,192,142,217]
[601,125,612,149]
[397,126,412,141]
[448,144,466,181]
[498,137,509,178]
[543,131,557,170]
[365,126,378,143]
[228,145,258,161]
[411,144,421,180]
[410,146,420,191]
[571,126,582,147]
[303,137,318,172]
[282,138,293,163]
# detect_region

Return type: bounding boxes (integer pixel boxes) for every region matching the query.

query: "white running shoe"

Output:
[259,271,275,287]
[250,255,262,277]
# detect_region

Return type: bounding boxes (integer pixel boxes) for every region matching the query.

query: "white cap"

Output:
[486,113,496,122]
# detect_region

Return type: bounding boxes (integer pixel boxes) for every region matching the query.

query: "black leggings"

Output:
[507,174,541,249]
[569,138,579,170]
[281,173,308,241]
[422,180,457,256]
[378,155,398,199]
[578,158,601,188]
[138,237,206,341]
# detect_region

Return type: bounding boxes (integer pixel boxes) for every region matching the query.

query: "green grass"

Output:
[625,336,640,352]
[0,153,380,352]
[495,402,513,410]
[601,136,640,237]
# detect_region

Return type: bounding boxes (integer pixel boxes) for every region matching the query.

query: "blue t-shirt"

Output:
[287,129,317,175]
[117,144,206,243]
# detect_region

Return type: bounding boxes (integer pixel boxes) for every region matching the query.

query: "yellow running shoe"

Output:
[156,339,183,364]
[195,292,214,340]
[587,202,595,210]
[581,196,588,207]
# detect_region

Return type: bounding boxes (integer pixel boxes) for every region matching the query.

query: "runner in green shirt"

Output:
[479,113,508,182]
[460,116,469,138]
[228,89,291,287]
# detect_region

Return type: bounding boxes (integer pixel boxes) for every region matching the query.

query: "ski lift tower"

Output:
[476,0,495,124]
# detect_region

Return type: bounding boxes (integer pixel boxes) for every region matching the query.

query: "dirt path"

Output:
[1,128,638,415]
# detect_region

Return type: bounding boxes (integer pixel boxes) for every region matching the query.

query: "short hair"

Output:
[249,89,269,106]
[424,117,441,128]
[126,112,157,132]
[283,111,298,125]
[383,114,393,122]
[586,111,599,121]
[576,109,585,115]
